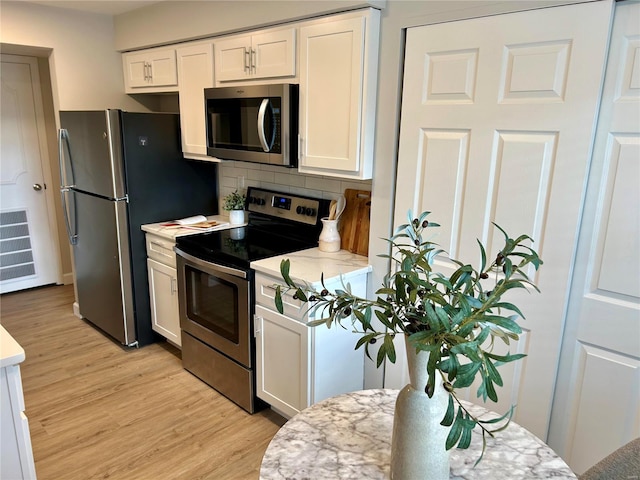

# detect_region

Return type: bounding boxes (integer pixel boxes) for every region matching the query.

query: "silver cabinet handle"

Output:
[147,62,152,82]
[144,62,152,81]
[171,277,177,295]
[251,48,256,73]
[244,48,250,73]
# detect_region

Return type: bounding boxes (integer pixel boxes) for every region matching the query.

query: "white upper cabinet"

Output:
[298,9,380,179]
[176,41,214,161]
[214,27,296,83]
[123,46,178,93]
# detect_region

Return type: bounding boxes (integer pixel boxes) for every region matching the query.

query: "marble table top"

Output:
[260,389,576,479]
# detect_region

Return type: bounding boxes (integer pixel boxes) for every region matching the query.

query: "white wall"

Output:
[114,0,386,51]
[0,1,143,112]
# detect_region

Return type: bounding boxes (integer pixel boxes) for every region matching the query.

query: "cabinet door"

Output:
[123,51,149,88]
[147,49,178,87]
[252,28,296,79]
[177,42,214,159]
[147,258,181,346]
[255,305,308,418]
[300,15,379,180]
[1,365,36,480]
[123,48,177,92]
[214,35,251,82]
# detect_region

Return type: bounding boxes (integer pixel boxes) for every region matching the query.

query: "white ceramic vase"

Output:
[390,336,451,480]
[229,209,245,225]
[318,217,340,252]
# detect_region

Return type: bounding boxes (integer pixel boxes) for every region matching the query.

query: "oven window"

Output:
[185,266,239,344]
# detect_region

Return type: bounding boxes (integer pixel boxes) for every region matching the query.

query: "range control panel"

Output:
[246,187,326,226]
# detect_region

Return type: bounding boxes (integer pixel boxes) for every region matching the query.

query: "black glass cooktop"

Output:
[176,187,330,270]
[175,221,319,270]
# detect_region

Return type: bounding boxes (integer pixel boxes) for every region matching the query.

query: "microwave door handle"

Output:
[257,98,270,152]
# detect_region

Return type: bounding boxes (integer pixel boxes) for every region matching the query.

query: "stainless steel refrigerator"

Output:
[58,110,218,347]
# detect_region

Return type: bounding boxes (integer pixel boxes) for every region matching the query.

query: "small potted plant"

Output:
[222,190,246,225]
[275,210,543,478]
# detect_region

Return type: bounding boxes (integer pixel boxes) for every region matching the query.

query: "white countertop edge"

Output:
[251,247,372,287]
[141,214,246,241]
[0,324,25,367]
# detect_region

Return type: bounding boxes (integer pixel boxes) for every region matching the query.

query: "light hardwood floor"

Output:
[1,284,287,480]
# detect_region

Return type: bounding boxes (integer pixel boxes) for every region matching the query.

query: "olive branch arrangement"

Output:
[275,211,543,463]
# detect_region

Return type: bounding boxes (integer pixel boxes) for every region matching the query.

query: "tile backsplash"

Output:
[218,161,372,208]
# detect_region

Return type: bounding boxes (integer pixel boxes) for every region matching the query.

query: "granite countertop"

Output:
[251,247,372,286]
[0,325,25,368]
[141,214,245,241]
[260,389,577,480]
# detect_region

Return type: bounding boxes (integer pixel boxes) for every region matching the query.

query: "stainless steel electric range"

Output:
[174,187,331,413]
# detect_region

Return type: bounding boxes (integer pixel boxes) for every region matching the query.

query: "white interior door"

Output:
[548,2,640,474]
[391,1,613,441]
[0,54,59,293]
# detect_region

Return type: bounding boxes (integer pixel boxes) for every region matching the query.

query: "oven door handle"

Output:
[174,247,248,279]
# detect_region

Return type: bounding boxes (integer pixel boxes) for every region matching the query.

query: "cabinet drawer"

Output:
[255,272,307,321]
[145,234,176,267]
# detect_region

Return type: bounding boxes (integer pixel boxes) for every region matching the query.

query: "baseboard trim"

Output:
[73,302,81,319]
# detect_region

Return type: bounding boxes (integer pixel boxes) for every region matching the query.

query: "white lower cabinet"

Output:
[254,271,366,418]
[147,258,180,346]
[145,234,181,347]
[255,305,308,417]
[1,327,36,480]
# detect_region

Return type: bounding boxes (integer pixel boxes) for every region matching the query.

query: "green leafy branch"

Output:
[274,211,542,464]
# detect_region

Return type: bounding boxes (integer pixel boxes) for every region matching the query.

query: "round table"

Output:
[260,389,576,479]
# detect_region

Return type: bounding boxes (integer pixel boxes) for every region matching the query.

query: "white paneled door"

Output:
[391,1,613,441]
[0,54,58,293]
[548,2,640,474]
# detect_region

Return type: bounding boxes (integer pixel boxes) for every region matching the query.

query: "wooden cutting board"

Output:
[339,189,371,256]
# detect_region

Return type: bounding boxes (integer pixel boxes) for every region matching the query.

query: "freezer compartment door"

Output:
[72,191,135,345]
[58,110,126,199]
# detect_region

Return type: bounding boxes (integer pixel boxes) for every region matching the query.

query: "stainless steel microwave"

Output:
[204,83,298,167]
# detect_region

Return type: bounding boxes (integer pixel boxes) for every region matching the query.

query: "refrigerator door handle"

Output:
[58,128,76,189]
[60,188,78,245]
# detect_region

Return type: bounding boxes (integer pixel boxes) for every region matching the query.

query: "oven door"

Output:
[175,248,251,368]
